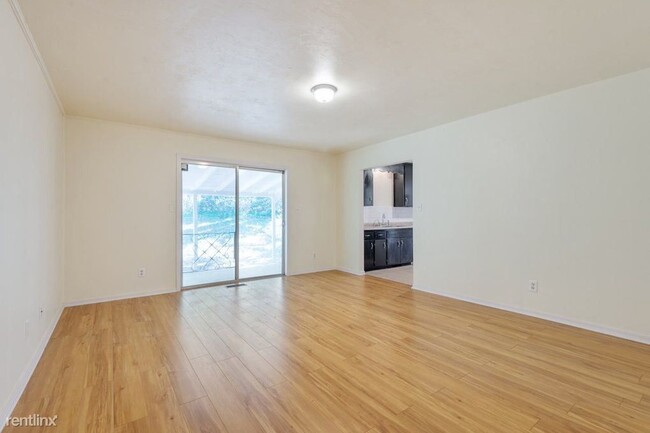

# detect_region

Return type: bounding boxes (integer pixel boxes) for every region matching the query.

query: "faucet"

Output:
[381,213,390,227]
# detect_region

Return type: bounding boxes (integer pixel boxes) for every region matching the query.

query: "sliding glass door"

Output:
[238,168,284,279]
[181,161,284,288]
[181,163,236,287]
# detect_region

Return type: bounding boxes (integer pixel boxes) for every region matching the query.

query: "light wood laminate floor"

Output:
[7,271,650,432]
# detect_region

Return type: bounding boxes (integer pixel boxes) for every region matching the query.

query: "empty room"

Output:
[2,0,650,432]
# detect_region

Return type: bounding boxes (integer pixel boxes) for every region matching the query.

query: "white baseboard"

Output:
[64,288,179,307]
[335,267,364,276]
[413,286,650,346]
[1,305,64,423]
[288,267,337,277]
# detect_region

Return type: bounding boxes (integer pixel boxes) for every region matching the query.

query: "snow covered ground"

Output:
[181,207,283,287]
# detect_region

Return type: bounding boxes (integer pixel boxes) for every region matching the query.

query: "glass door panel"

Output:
[238,169,284,279]
[182,163,236,287]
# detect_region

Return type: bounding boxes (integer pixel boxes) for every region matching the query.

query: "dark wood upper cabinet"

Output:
[403,163,413,208]
[363,169,373,206]
[394,172,405,207]
[393,163,413,207]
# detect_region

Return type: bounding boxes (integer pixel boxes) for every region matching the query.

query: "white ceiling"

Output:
[18,0,650,152]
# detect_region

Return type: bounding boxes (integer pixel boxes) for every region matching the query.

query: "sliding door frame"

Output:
[176,154,287,291]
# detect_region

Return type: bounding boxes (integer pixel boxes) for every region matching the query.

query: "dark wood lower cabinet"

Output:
[364,228,412,271]
[401,237,413,264]
[373,239,387,268]
[364,240,374,270]
[387,238,401,266]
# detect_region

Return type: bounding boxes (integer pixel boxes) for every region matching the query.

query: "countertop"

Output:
[364,224,413,230]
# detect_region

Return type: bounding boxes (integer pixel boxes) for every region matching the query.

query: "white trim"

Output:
[176,154,183,291]
[8,0,65,114]
[176,153,289,173]
[64,288,178,307]
[413,286,650,346]
[289,267,337,277]
[336,266,364,276]
[1,305,64,423]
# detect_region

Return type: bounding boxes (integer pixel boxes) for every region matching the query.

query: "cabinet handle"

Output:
[370,243,374,250]
[405,197,409,205]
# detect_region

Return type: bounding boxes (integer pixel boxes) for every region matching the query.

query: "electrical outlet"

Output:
[312,252,317,259]
[138,268,146,278]
[529,280,538,293]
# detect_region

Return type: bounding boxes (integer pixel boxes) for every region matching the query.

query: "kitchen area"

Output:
[363,162,413,285]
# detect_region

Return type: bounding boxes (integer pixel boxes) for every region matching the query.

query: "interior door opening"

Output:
[180,161,285,289]
[362,162,414,287]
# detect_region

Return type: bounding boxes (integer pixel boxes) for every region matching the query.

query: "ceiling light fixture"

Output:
[311,83,337,103]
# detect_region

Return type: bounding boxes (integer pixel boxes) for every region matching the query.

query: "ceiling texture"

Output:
[18,0,650,152]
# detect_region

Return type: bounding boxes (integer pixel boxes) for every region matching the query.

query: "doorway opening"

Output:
[180,160,285,289]
[362,162,414,286]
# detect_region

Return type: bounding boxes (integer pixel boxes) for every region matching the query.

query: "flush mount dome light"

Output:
[311,83,337,103]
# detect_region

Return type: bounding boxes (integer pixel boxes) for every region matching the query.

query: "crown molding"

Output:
[8,0,65,114]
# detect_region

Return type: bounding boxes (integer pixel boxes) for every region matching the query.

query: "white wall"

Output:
[337,68,650,341]
[0,0,66,420]
[64,117,337,304]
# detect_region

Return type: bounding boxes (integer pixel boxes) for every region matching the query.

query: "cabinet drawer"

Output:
[364,231,374,240]
[374,231,387,239]
[386,228,412,238]
[400,228,413,238]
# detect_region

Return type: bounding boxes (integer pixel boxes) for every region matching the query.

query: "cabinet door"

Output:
[404,163,413,207]
[401,237,413,264]
[364,240,374,271]
[373,239,387,268]
[387,238,401,266]
[393,172,405,207]
[363,169,374,206]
